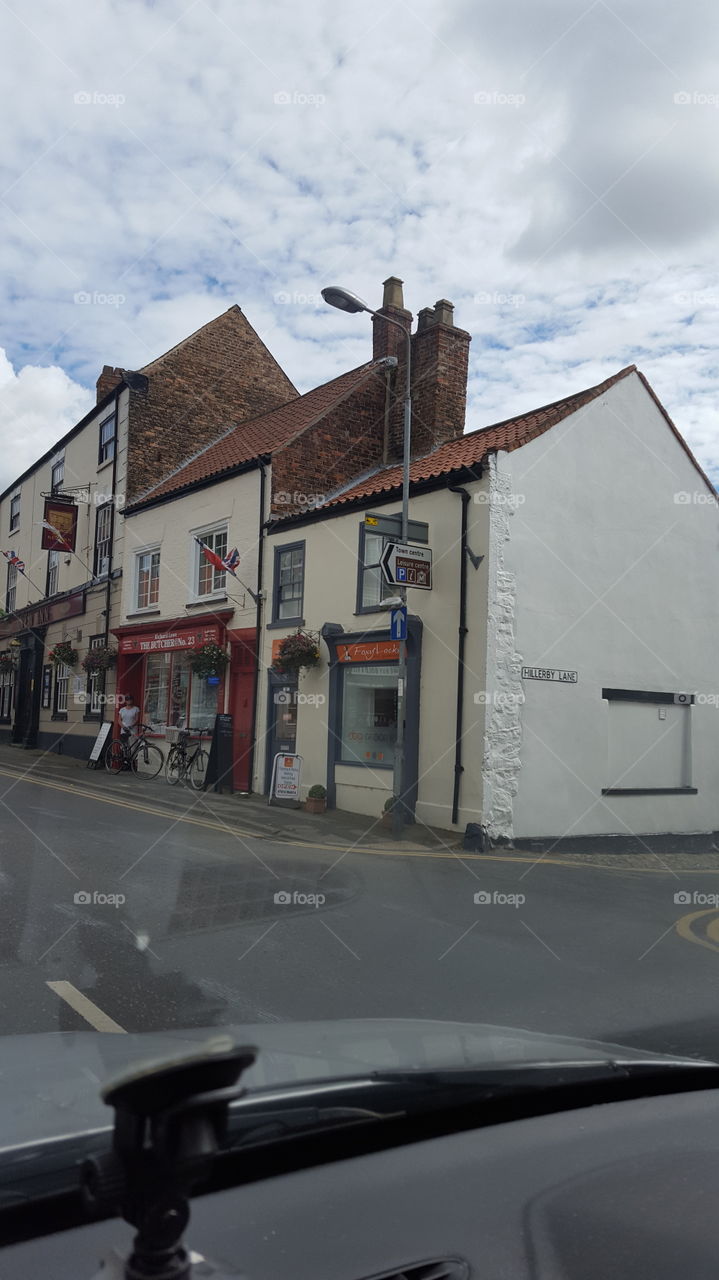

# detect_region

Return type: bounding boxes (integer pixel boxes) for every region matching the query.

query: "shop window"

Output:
[190,674,220,731]
[357,526,395,611]
[195,527,228,597]
[94,504,113,577]
[272,542,305,623]
[136,549,160,610]
[339,664,398,767]
[5,562,17,614]
[98,412,116,465]
[142,650,221,734]
[0,668,13,721]
[46,549,59,598]
[9,494,20,532]
[53,664,70,718]
[85,635,105,717]
[144,652,171,728]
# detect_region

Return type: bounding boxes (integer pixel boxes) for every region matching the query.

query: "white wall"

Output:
[257,484,491,829]
[498,372,719,838]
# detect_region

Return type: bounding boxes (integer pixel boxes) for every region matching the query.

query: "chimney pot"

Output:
[433,299,455,326]
[382,276,405,310]
[416,307,435,332]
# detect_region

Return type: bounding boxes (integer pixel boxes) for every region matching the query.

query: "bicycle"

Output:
[164,727,210,790]
[105,723,165,780]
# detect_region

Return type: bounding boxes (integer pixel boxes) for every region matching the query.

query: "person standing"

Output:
[119,694,140,743]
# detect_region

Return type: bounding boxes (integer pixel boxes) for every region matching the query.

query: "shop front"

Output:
[113,613,234,738]
[320,620,422,819]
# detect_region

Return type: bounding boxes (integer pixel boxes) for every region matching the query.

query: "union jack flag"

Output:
[2,550,25,573]
[195,538,240,577]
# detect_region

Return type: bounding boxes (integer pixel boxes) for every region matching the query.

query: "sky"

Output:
[0,0,717,492]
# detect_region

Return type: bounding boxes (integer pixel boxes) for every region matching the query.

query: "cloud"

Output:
[0,351,92,494]
[0,0,716,488]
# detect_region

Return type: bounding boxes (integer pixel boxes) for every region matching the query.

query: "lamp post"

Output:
[321,285,411,838]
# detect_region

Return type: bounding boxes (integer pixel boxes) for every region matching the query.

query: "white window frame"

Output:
[46,549,59,598]
[98,413,116,466]
[55,663,70,714]
[134,547,161,612]
[94,503,113,578]
[190,522,229,602]
[9,493,20,532]
[6,562,17,614]
[51,455,65,495]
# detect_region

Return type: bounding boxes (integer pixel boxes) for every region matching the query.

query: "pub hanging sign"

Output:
[41,498,78,553]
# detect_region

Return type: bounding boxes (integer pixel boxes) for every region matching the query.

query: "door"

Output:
[229,632,256,793]
[11,632,45,747]
[265,671,298,791]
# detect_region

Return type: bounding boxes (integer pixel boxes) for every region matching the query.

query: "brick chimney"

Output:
[410,299,471,456]
[96,365,124,403]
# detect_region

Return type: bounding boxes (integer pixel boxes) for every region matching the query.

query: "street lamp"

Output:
[322,284,412,839]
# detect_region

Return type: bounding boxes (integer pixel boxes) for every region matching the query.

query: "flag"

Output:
[2,550,25,573]
[40,520,62,537]
[195,538,240,577]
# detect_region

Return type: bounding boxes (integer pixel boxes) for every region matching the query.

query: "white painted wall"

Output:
[498,371,719,838]
[257,483,491,829]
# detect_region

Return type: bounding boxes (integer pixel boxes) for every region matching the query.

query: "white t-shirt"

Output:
[119,705,140,732]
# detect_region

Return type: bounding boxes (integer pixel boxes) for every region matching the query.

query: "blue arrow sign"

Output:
[390,606,407,641]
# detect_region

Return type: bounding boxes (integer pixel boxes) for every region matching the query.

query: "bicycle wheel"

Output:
[105,740,126,774]
[165,746,184,786]
[188,748,209,790]
[133,741,165,780]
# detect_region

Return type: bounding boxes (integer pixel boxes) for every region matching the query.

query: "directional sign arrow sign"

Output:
[381,542,432,590]
[390,606,407,640]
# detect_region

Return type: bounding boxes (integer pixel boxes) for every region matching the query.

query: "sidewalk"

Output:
[0,742,461,854]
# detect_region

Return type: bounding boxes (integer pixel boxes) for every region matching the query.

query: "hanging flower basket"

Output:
[273,630,321,676]
[48,640,77,667]
[0,651,16,673]
[188,641,229,678]
[81,646,118,675]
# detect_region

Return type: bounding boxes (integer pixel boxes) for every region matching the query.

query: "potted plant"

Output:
[81,646,117,675]
[305,783,327,814]
[188,642,230,678]
[381,795,397,829]
[273,630,321,677]
[48,639,77,667]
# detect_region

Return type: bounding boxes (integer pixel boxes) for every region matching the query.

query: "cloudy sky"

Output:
[0,0,717,492]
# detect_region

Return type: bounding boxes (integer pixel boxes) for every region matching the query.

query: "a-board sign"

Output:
[269,753,302,805]
[88,720,113,767]
[203,713,234,793]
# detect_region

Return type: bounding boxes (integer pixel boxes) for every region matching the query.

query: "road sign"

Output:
[365,512,429,544]
[381,542,433,590]
[390,605,407,640]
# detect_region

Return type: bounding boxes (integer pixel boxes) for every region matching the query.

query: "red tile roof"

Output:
[126,359,388,509]
[316,365,639,509]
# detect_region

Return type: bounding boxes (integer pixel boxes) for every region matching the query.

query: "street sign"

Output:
[390,605,407,640]
[269,752,303,806]
[365,512,429,545]
[521,667,578,684]
[381,542,433,590]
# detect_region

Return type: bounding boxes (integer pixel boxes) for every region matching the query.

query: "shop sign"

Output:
[41,498,78,552]
[0,589,86,637]
[337,640,400,663]
[119,624,221,655]
[270,753,302,804]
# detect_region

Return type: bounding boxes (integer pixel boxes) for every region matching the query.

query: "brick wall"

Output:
[410,302,471,456]
[125,305,297,501]
[270,367,391,515]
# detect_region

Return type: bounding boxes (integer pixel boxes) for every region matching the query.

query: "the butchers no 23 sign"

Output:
[119,625,221,654]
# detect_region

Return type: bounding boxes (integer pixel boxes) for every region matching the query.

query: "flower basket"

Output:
[304,782,327,814]
[48,640,77,667]
[188,642,229,678]
[81,646,117,675]
[273,630,321,676]
[0,651,16,673]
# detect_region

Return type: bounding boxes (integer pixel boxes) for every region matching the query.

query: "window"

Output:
[6,561,17,614]
[53,664,70,717]
[602,689,696,795]
[358,526,394,611]
[51,458,64,494]
[143,650,221,734]
[136,549,160,610]
[46,549,59,598]
[98,413,116,465]
[94,504,113,577]
[272,542,305,622]
[9,494,20,532]
[86,635,106,717]
[196,528,227,597]
[0,668,13,721]
[339,664,398,767]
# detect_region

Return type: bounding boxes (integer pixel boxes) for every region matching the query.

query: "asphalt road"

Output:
[2,763,719,1061]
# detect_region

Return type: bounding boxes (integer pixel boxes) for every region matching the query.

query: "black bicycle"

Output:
[164,727,210,790]
[105,723,165,780]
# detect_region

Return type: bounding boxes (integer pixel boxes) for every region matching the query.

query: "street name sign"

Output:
[521,667,578,683]
[381,542,433,590]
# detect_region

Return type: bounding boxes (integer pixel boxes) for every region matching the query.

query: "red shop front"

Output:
[112,613,256,792]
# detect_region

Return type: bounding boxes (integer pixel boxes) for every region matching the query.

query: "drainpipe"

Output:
[247,459,267,792]
[448,485,471,825]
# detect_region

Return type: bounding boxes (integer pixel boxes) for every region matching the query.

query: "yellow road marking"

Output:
[676,909,719,953]
[3,765,719,871]
[47,980,126,1033]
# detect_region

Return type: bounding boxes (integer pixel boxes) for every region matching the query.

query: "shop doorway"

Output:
[265,671,298,791]
[11,631,45,747]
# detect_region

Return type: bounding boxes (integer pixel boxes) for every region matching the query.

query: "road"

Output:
[2,762,719,1061]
